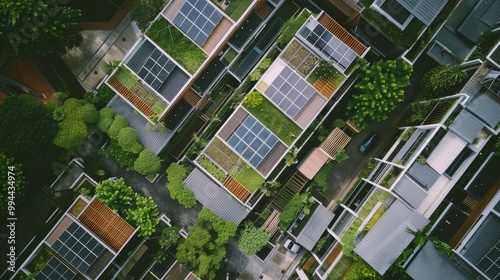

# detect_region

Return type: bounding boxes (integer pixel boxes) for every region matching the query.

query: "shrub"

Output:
[166,163,196,207]
[243,91,263,109]
[117,127,143,154]
[237,221,271,255]
[134,149,161,175]
[279,194,303,230]
[53,120,88,149]
[100,140,138,170]
[108,115,129,139]
[97,108,115,133]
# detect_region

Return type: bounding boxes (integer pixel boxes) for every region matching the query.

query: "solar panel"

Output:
[138,49,176,91]
[51,223,106,275]
[227,115,278,167]
[298,21,357,70]
[263,65,318,119]
[172,0,223,47]
[36,257,76,280]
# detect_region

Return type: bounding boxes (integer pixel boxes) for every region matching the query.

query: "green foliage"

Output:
[343,260,383,280]
[77,103,99,124]
[0,0,82,58]
[95,178,134,212]
[126,193,160,237]
[243,91,264,108]
[495,137,500,158]
[285,146,299,167]
[277,11,311,48]
[335,149,349,163]
[314,60,338,80]
[83,85,115,109]
[249,58,272,81]
[117,127,143,154]
[332,119,346,129]
[0,154,26,216]
[346,60,413,128]
[224,0,254,21]
[176,208,237,280]
[52,107,66,121]
[313,161,334,192]
[186,133,207,158]
[197,155,227,182]
[166,163,197,207]
[279,194,303,230]
[234,165,264,192]
[97,108,115,133]
[470,30,497,60]
[159,226,180,249]
[315,237,327,251]
[421,65,468,98]
[100,140,138,170]
[131,0,166,31]
[134,149,161,175]
[47,92,69,110]
[53,120,88,149]
[237,221,271,255]
[259,181,281,197]
[0,95,60,170]
[108,115,129,139]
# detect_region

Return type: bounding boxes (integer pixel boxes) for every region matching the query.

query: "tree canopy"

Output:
[126,193,160,237]
[346,60,412,128]
[108,115,129,139]
[166,163,197,207]
[134,149,161,175]
[117,127,143,154]
[0,0,82,58]
[176,208,237,280]
[0,154,26,217]
[0,95,61,170]
[97,108,115,133]
[131,0,166,31]
[237,221,270,255]
[95,178,134,212]
[420,65,467,98]
[279,194,303,230]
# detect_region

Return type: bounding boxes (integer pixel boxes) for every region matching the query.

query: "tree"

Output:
[259,181,281,197]
[312,161,334,192]
[279,194,303,230]
[301,192,315,215]
[176,208,237,280]
[53,98,99,148]
[277,11,310,48]
[285,146,299,166]
[100,140,138,170]
[95,178,134,212]
[186,133,207,158]
[0,154,26,216]
[421,65,468,97]
[335,149,349,163]
[0,95,61,170]
[108,115,129,139]
[314,60,337,80]
[97,108,115,133]
[117,127,143,154]
[166,163,197,207]
[53,120,88,149]
[159,226,180,249]
[134,149,161,175]
[0,0,82,58]
[237,221,270,255]
[243,91,263,108]
[131,0,167,32]
[76,103,99,124]
[343,260,383,280]
[47,91,69,110]
[346,60,413,128]
[126,193,160,237]
[332,119,346,129]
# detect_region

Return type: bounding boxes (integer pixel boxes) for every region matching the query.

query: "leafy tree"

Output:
[76,103,99,124]
[53,120,88,149]
[259,181,281,197]
[277,11,310,48]
[243,91,263,108]
[314,60,337,79]
[343,260,383,280]
[0,0,82,58]
[301,192,315,215]
[97,108,115,133]
[131,0,167,32]
[421,65,468,97]
[84,85,116,109]
[0,95,60,170]
[117,127,143,154]
[186,133,207,158]
[312,161,334,192]
[237,221,270,255]
[159,226,180,249]
[134,149,161,175]
[166,163,196,207]
[108,115,129,139]
[279,194,303,230]
[47,91,69,110]
[0,154,26,216]
[316,123,330,142]
[285,146,299,166]
[53,98,99,148]
[95,178,134,212]
[346,60,413,128]
[100,140,138,170]
[332,119,346,129]
[249,58,272,81]
[126,193,160,237]
[176,208,237,280]
[335,149,349,163]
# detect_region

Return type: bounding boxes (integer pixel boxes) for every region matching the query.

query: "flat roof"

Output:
[295,204,335,251]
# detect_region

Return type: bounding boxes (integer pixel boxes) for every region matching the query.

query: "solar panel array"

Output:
[35,257,76,280]
[298,22,357,70]
[476,239,500,279]
[51,223,106,275]
[173,0,223,46]
[227,115,279,167]
[264,65,316,118]
[138,48,176,90]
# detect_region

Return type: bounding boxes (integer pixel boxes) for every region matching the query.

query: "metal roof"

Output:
[354,200,429,275]
[406,241,472,280]
[449,110,485,143]
[466,92,500,129]
[427,42,457,65]
[392,175,428,208]
[107,95,174,154]
[457,0,500,43]
[397,0,448,26]
[407,162,440,190]
[481,70,500,97]
[295,204,335,251]
[183,168,249,224]
[432,26,475,62]
[487,43,500,68]
[426,131,467,174]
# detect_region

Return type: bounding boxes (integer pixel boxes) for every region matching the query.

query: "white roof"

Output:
[426,131,467,174]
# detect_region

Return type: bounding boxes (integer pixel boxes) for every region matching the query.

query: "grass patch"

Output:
[146,18,207,74]
[223,0,254,21]
[235,165,264,192]
[152,101,167,114]
[114,66,137,88]
[204,138,240,172]
[223,48,238,65]
[69,198,88,217]
[244,98,302,146]
[197,155,227,182]
[307,64,345,85]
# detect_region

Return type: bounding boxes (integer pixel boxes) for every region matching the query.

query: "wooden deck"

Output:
[294,93,327,128]
[269,170,309,211]
[256,141,288,177]
[318,13,367,56]
[107,76,157,117]
[223,176,251,202]
[297,148,330,180]
[313,77,338,99]
[261,209,281,237]
[202,17,233,54]
[255,1,274,20]
[183,88,202,107]
[319,127,351,159]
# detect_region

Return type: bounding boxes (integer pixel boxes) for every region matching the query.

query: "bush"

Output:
[117,127,143,154]
[237,222,271,255]
[53,120,88,149]
[332,119,345,129]
[277,11,310,48]
[166,163,197,207]
[108,115,129,139]
[279,194,303,230]
[134,149,161,175]
[100,140,138,170]
[77,103,99,124]
[243,91,264,109]
[97,108,115,133]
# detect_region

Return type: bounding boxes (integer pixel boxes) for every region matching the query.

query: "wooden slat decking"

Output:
[269,170,309,211]
[223,176,251,202]
[297,148,331,180]
[255,1,274,20]
[183,88,202,107]
[318,13,367,56]
[346,120,362,133]
[294,93,328,128]
[319,127,351,159]
[107,77,156,117]
[78,199,136,252]
[261,209,281,237]
[313,77,338,99]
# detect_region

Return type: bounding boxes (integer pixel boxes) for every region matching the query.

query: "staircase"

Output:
[223,176,251,202]
[269,170,309,212]
[107,77,156,117]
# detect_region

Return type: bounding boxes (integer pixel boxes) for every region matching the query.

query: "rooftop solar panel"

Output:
[51,222,107,275]
[138,49,177,91]
[173,0,223,47]
[263,65,318,119]
[298,21,357,70]
[36,257,76,280]
[226,115,278,168]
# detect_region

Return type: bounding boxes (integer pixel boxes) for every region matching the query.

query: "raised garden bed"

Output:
[197,155,227,182]
[281,40,319,76]
[204,138,240,172]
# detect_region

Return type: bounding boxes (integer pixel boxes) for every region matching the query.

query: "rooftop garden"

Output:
[24,244,55,278]
[277,10,311,48]
[281,40,319,76]
[146,18,207,74]
[212,0,253,21]
[244,95,302,146]
[69,197,88,216]
[307,60,346,86]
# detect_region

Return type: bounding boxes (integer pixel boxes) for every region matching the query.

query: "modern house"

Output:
[184,11,368,224]
[16,196,138,279]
